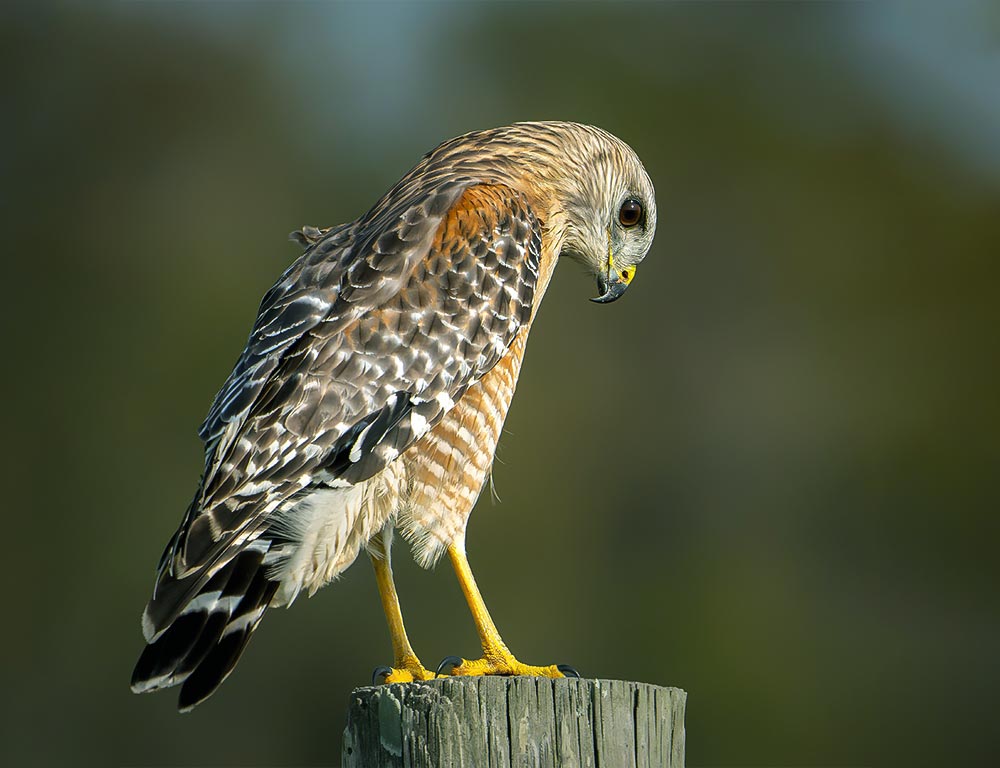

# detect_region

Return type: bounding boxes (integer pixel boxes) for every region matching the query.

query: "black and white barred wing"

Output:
[197,221,355,451]
[132,183,541,710]
[159,184,466,589]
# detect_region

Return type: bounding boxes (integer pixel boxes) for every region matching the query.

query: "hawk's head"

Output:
[422,121,656,303]
[511,122,657,304]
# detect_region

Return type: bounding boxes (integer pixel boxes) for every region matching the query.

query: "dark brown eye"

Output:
[618,199,643,228]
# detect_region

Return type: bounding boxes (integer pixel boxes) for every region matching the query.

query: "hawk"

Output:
[131,121,657,711]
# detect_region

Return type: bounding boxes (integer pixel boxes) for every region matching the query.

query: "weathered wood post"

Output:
[342,677,686,767]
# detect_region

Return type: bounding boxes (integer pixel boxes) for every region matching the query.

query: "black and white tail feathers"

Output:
[130,539,279,712]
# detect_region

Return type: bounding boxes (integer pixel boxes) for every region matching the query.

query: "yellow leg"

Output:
[443,542,566,678]
[370,536,434,683]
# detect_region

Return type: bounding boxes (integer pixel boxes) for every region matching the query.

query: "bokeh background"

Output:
[4,2,998,766]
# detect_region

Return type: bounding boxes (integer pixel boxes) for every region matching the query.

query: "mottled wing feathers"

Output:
[198,222,356,448]
[143,183,541,642]
[307,183,543,487]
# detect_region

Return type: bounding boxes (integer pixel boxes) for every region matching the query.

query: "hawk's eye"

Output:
[618,199,643,228]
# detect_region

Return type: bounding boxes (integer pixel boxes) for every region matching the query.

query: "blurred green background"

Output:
[3,2,998,766]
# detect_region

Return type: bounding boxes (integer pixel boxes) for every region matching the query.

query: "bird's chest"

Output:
[395,239,557,564]
[397,330,530,563]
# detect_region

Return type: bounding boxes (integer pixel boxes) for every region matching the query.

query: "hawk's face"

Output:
[553,134,657,304]
[415,120,656,303]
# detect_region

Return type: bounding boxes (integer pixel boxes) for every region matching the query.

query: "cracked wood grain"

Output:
[342,677,685,768]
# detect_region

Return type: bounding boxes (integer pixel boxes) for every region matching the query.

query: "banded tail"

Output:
[130,539,279,712]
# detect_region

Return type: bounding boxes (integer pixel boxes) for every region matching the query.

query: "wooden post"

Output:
[342,677,686,767]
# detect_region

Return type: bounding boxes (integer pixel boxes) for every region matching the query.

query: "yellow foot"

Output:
[373,656,436,685]
[436,650,577,679]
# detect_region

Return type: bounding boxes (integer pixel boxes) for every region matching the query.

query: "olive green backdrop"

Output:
[3,2,997,766]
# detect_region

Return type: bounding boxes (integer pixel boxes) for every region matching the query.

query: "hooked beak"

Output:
[590,263,636,304]
[591,227,636,304]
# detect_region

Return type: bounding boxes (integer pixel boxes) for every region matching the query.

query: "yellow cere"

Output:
[606,228,635,285]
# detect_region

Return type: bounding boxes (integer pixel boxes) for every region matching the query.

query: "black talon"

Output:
[372,665,393,685]
[557,664,581,679]
[435,655,464,677]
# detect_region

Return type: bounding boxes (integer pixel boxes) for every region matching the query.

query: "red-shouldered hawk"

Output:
[131,122,657,711]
